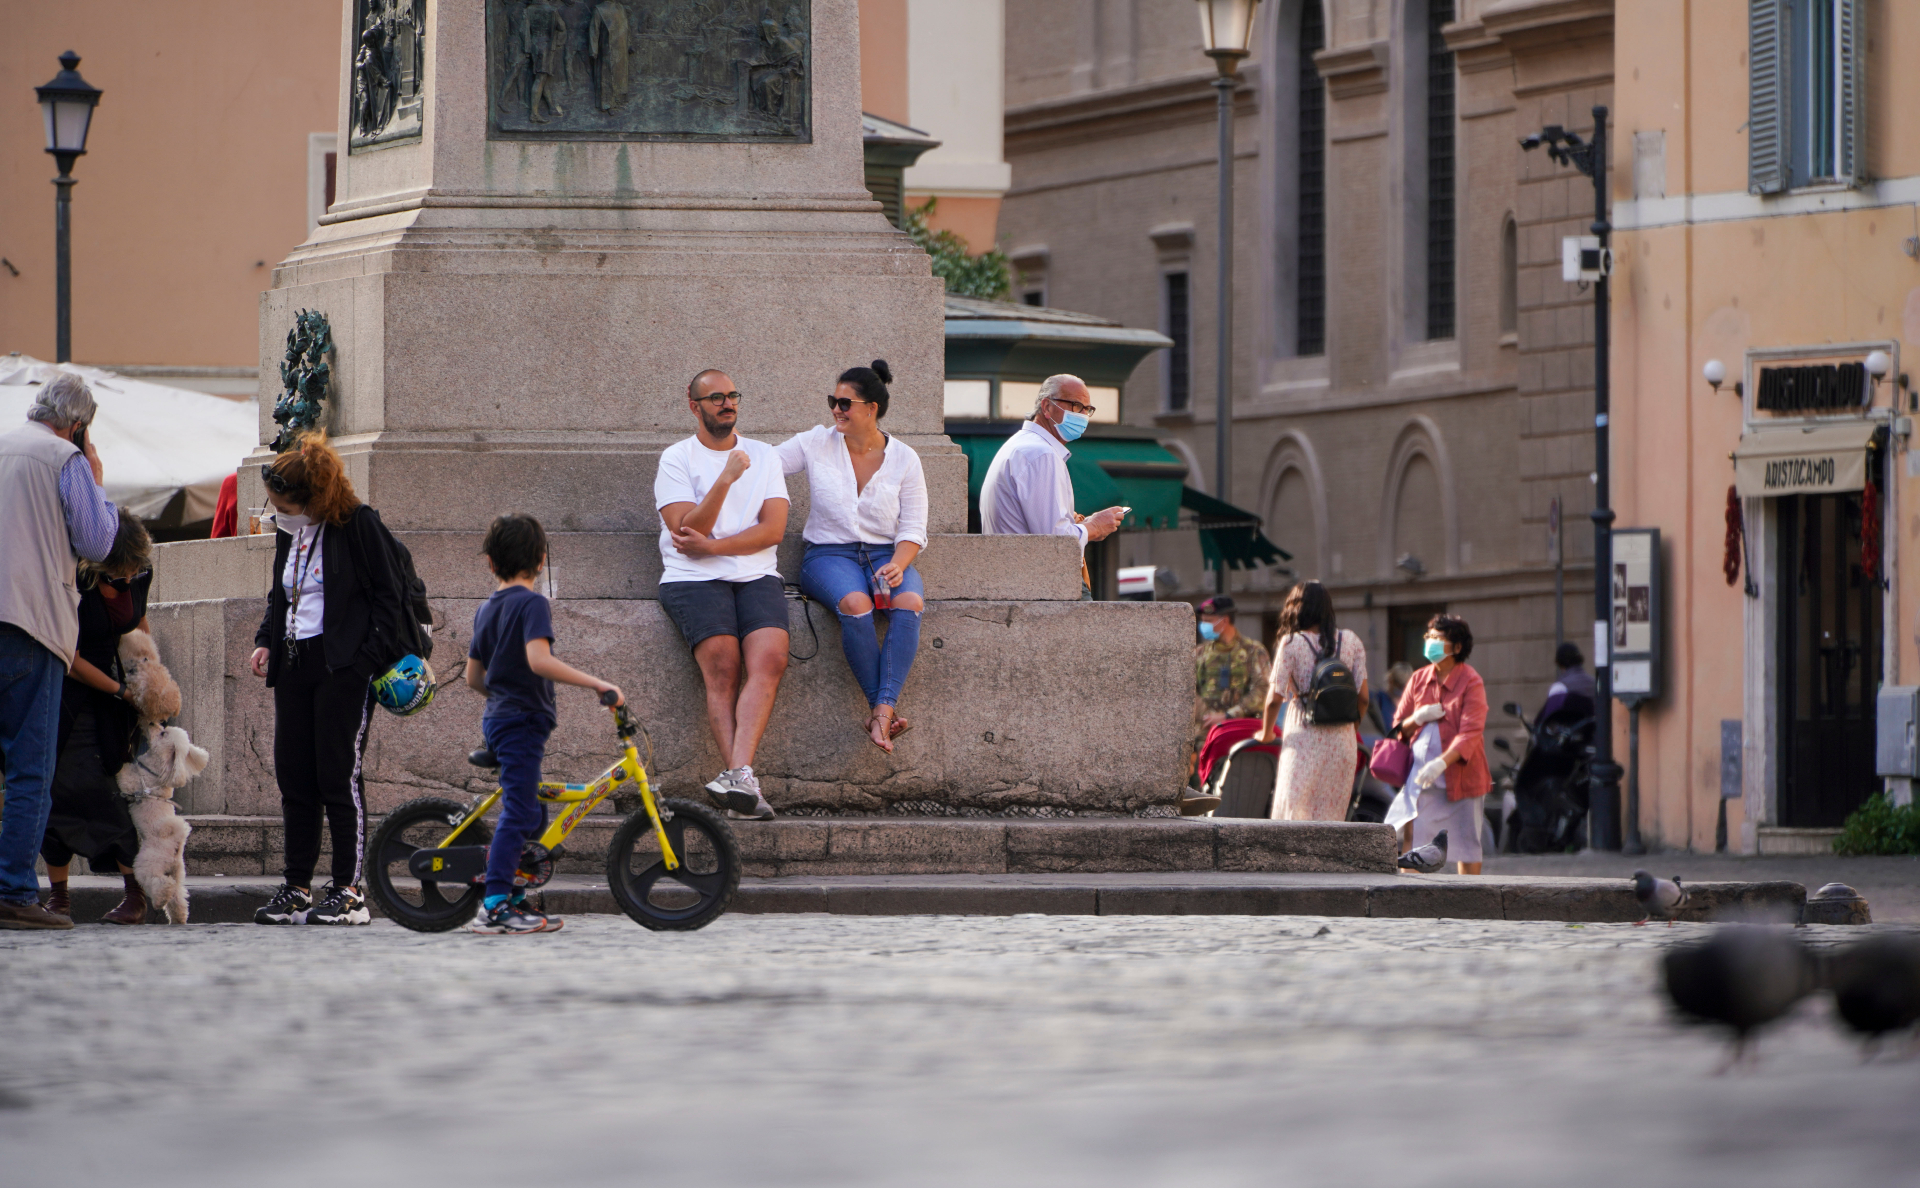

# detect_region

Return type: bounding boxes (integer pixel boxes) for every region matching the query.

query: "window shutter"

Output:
[1838,0,1868,186]
[1748,0,1788,195]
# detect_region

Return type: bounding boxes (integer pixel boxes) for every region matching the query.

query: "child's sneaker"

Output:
[467,899,563,935]
[253,883,312,925]
[306,882,372,926]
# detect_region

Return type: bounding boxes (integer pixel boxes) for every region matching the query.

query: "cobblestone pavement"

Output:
[1484,852,1920,921]
[4,916,1916,1187]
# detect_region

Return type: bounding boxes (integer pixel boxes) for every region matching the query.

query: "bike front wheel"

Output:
[367,796,492,932]
[605,799,740,931]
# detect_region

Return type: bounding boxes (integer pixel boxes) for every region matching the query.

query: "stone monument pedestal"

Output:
[150,0,1193,820]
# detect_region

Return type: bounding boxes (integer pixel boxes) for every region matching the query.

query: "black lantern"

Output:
[34,51,103,364]
[1195,0,1263,72]
[36,51,101,162]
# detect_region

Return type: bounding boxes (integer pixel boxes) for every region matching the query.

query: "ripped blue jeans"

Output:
[798,543,924,709]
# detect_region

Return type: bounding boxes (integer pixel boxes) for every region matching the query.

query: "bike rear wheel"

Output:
[367,796,492,932]
[605,799,740,931]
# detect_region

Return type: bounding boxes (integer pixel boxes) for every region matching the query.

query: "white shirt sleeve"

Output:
[895,447,929,548]
[762,445,792,504]
[654,442,694,509]
[774,429,811,477]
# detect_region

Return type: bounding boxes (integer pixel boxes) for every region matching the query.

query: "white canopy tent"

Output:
[0,353,258,525]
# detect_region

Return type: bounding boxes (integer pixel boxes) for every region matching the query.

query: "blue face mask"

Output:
[1056,411,1089,442]
[1423,637,1448,664]
[1198,621,1219,641]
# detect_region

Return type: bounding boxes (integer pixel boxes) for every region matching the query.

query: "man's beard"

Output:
[699,407,736,438]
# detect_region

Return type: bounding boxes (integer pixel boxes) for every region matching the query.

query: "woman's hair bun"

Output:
[870,359,893,385]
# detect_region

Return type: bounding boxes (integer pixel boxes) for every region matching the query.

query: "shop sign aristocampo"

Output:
[1761,455,1837,491]
[1732,421,1876,498]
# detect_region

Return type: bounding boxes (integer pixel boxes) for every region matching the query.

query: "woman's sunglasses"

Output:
[259,464,308,499]
[828,396,874,413]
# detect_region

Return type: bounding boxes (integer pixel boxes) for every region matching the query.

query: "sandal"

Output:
[866,709,896,753]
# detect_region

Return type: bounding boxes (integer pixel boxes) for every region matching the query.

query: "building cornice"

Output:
[1441,19,1510,75]
[1004,65,1261,139]
[1479,0,1613,53]
[1314,40,1389,100]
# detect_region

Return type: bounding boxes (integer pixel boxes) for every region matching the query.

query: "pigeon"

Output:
[1633,870,1689,926]
[1397,830,1448,874]
[1826,935,1920,1058]
[1662,927,1819,1070]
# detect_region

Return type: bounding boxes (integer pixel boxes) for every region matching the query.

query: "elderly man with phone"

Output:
[0,374,119,929]
[978,373,1127,599]
[655,368,792,822]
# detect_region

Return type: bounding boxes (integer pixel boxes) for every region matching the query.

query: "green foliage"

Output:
[904,197,1012,302]
[1831,792,1920,855]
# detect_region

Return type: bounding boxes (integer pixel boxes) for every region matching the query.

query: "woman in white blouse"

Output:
[775,360,929,752]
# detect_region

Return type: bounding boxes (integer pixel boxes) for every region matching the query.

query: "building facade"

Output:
[1612,0,1920,852]
[0,1,338,391]
[998,0,1616,719]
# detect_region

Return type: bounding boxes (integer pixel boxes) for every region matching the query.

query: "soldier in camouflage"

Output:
[1182,596,1270,817]
[1192,595,1271,754]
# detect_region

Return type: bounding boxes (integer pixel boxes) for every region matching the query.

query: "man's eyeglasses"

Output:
[827,396,875,413]
[693,391,743,407]
[1048,395,1097,416]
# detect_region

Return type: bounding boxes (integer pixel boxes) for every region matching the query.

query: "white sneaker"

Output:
[704,767,761,815]
[724,766,776,820]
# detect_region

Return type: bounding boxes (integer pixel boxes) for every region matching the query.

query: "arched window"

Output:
[1499,214,1518,335]
[1296,0,1326,357]
[1424,0,1456,341]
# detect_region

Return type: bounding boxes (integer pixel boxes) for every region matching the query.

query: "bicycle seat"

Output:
[467,747,500,769]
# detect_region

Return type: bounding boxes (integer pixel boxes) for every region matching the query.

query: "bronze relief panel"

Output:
[486,1,811,143]
[351,0,427,151]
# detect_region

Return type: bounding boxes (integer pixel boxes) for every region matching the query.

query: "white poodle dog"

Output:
[114,630,206,924]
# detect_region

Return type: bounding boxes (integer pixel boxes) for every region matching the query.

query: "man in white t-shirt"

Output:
[655,368,792,820]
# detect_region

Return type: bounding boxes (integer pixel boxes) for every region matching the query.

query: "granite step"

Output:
[46,871,1822,926]
[177,814,1400,878]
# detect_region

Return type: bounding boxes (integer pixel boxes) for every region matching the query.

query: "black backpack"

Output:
[1302,631,1362,725]
[351,513,434,666]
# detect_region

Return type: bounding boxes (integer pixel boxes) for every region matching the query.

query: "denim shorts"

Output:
[658,574,790,649]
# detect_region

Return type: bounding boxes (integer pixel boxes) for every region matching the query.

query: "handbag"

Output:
[1368,735,1413,787]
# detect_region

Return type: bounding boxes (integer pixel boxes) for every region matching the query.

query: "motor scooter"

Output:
[1498,701,1594,853]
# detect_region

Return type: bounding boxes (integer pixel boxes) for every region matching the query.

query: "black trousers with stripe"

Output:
[273,636,374,889]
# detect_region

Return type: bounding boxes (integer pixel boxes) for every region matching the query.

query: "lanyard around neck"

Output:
[286,526,319,637]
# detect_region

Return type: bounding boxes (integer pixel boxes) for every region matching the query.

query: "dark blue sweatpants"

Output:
[482,714,552,899]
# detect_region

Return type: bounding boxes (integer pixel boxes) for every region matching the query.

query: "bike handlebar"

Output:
[599,689,620,707]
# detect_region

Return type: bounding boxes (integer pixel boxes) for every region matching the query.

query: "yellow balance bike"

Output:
[366,692,740,931]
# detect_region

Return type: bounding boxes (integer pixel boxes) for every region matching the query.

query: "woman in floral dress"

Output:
[1256,581,1369,820]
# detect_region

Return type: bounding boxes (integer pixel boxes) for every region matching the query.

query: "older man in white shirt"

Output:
[979,374,1126,598]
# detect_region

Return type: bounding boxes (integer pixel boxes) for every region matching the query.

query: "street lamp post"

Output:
[35,51,104,365]
[1196,0,1261,515]
[1521,106,1625,852]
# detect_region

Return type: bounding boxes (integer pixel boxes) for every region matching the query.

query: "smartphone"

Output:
[72,424,88,454]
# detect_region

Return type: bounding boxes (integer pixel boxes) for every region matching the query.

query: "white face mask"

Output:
[277,512,312,531]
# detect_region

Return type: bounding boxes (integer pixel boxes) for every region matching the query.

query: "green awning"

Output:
[1069,438,1184,530]
[951,429,1181,530]
[948,430,1288,568]
[1182,486,1292,570]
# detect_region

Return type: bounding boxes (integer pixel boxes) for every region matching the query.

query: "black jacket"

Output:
[255,505,404,687]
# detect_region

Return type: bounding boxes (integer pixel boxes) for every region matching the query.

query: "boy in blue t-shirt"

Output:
[464,514,623,935]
